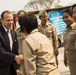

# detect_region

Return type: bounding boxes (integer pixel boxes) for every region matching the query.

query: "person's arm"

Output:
[0,41,15,64]
[13,31,21,74]
[64,51,68,67]
[0,37,21,65]
[52,26,59,66]
[22,40,36,75]
[52,26,59,56]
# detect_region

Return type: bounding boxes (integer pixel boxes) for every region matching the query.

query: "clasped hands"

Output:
[15,54,24,64]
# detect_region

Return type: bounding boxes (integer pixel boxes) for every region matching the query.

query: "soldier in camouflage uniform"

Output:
[16,10,27,75]
[38,10,59,66]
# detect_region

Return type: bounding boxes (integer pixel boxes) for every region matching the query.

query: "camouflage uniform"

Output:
[16,27,26,75]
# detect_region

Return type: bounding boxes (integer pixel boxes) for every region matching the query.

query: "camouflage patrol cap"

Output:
[39,10,47,16]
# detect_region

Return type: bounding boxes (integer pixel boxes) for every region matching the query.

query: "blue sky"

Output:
[0,0,30,14]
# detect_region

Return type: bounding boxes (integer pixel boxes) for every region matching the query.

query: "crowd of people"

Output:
[0,4,76,75]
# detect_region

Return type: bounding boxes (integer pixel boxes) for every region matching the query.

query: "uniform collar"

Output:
[25,29,38,38]
[41,22,50,27]
[31,29,38,34]
[70,22,76,29]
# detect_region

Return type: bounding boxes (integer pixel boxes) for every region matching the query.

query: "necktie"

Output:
[7,31,10,43]
[7,31,13,50]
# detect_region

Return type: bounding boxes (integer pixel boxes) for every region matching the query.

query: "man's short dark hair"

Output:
[1,10,12,20]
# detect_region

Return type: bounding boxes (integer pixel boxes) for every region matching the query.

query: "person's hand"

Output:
[18,54,24,63]
[16,70,22,75]
[64,52,68,67]
[55,56,58,66]
[15,55,20,64]
[15,54,24,64]
[64,57,68,67]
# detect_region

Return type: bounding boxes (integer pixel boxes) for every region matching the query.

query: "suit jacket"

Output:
[0,25,19,75]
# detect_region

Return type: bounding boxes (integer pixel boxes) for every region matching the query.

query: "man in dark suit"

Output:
[0,10,22,75]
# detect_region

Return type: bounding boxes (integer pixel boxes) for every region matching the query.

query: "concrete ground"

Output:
[58,47,70,75]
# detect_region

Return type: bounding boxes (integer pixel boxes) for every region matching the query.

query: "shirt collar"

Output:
[25,29,38,38]
[31,29,38,34]
[70,22,76,29]
[2,25,10,32]
[41,22,50,27]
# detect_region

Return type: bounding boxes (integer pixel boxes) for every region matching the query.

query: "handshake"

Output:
[15,54,24,64]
